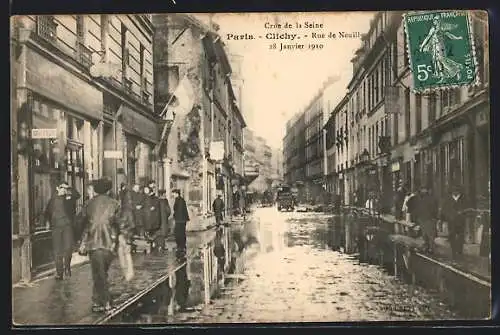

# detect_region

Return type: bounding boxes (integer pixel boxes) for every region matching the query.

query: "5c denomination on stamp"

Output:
[404,10,479,92]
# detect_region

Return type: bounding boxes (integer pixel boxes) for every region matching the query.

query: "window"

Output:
[369,127,372,156]
[404,88,410,139]
[428,93,437,124]
[121,23,129,77]
[415,93,422,133]
[36,15,57,43]
[167,65,180,93]
[441,88,460,111]
[76,15,85,43]
[403,31,409,66]
[392,42,398,78]
[374,69,380,104]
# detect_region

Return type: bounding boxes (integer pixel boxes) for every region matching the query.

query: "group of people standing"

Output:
[394,182,474,260]
[44,178,190,312]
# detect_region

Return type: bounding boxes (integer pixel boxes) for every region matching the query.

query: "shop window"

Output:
[31,97,65,232]
[127,137,138,184]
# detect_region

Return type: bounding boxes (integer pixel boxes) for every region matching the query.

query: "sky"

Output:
[193,12,374,149]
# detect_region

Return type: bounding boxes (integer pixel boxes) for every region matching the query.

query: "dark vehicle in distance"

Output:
[276,185,294,211]
[261,190,274,207]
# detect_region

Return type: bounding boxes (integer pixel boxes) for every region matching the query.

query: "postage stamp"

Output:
[404,10,479,92]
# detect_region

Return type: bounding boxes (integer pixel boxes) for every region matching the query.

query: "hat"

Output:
[94,178,113,194]
[158,189,167,196]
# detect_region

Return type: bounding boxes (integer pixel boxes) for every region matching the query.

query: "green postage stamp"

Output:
[404,10,479,92]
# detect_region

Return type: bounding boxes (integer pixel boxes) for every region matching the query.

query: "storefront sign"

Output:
[104,150,123,159]
[391,161,400,172]
[209,141,225,161]
[26,49,103,120]
[31,128,57,139]
[120,105,161,143]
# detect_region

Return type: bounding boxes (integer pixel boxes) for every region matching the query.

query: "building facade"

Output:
[152,14,245,217]
[324,10,489,219]
[304,92,325,203]
[12,14,159,283]
[283,111,307,202]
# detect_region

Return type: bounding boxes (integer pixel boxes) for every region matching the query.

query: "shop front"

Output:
[16,46,103,278]
[120,104,162,188]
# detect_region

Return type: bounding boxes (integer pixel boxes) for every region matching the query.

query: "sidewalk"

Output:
[378,212,491,282]
[12,228,218,326]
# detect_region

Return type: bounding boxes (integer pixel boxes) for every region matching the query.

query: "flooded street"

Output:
[174,207,456,323]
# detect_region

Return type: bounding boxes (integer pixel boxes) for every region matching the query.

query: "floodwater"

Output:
[168,207,456,323]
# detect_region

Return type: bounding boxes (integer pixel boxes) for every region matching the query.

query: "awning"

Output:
[243,173,259,186]
[120,104,163,144]
[172,167,190,179]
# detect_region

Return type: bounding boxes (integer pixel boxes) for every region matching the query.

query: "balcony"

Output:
[76,42,92,69]
[36,16,58,44]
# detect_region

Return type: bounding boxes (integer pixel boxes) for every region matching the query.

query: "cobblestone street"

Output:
[174,208,456,323]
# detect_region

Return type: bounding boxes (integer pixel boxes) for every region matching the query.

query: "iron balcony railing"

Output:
[76,42,92,69]
[36,16,58,44]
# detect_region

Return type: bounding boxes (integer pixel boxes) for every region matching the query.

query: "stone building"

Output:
[304,91,325,203]
[283,111,306,202]
[12,14,159,283]
[152,14,245,217]
[324,10,489,221]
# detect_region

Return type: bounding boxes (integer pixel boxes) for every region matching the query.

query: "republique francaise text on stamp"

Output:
[404,10,479,92]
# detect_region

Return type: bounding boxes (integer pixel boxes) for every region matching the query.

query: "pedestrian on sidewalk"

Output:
[78,178,126,312]
[440,184,470,260]
[415,184,438,254]
[402,188,417,224]
[212,193,225,228]
[173,188,190,258]
[142,181,162,252]
[394,182,406,220]
[64,185,81,263]
[158,189,172,252]
[44,182,79,280]
[131,183,145,243]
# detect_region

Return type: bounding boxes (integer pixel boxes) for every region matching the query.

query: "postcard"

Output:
[10,10,490,325]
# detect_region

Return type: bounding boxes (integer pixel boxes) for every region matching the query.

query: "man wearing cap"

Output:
[78,178,128,312]
[172,188,189,258]
[414,184,438,254]
[44,182,76,280]
[212,193,225,228]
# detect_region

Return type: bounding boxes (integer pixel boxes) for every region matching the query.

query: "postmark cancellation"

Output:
[403,10,480,93]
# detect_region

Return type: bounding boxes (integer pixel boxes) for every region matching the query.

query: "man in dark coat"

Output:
[440,184,471,260]
[65,186,81,256]
[142,183,162,251]
[394,182,406,220]
[415,184,439,254]
[44,182,78,280]
[172,188,190,257]
[157,189,171,251]
[78,178,126,312]
[212,193,225,227]
[130,183,145,239]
